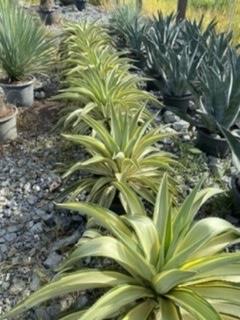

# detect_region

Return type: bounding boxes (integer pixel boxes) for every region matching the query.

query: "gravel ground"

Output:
[0,3,239,319]
[0,102,86,319]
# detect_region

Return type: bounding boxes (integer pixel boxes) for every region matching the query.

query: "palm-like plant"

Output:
[0,0,55,82]
[4,175,240,320]
[62,108,177,208]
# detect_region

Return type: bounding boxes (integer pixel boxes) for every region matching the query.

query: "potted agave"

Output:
[145,41,202,111]
[0,94,17,143]
[39,0,58,26]
[0,0,55,107]
[191,62,240,158]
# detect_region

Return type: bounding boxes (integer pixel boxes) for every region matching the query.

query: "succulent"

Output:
[4,176,240,320]
[61,108,177,208]
[191,62,240,134]
[0,0,55,82]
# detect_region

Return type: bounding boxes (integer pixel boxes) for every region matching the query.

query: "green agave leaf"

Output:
[122,300,156,320]
[114,181,146,216]
[59,310,86,320]
[122,215,160,265]
[0,270,134,320]
[155,299,181,320]
[62,134,111,157]
[57,202,133,239]
[78,285,154,320]
[167,218,238,268]
[167,288,221,320]
[153,174,172,268]
[58,236,155,281]
[190,281,240,305]
[153,269,195,294]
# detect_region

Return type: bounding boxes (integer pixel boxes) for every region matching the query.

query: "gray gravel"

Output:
[0,107,86,319]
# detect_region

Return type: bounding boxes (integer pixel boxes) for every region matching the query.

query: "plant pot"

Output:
[231,175,240,216]
[38,9,58,25]
[163,94,192,112]
[0,77,34,107]
[196,128,229,158]
[75,0,86,11]
[0,106,18,143]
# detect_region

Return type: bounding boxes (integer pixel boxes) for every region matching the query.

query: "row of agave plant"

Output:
[109,6,240,160]
[2,18,240,320]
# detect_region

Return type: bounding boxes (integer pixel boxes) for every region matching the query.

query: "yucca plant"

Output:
[0,0,55,82]
[61,108,177,208]
[4,175,240,320]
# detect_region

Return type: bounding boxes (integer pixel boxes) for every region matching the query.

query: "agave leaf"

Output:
[57,202,132,239]
[58,236,155,281]
[62,134,111,157]
[191,282,240,305]
[78,285,153,320]
[166,218,237,269]
[153,174,172,268]
[153,269,195,295]
[59,310,86,320]
[114,181,146,216]
[122,300,156,320]
[122,215,160,265]
[155,299,181,320]
[168,288,221,320]
[0,270,134,320]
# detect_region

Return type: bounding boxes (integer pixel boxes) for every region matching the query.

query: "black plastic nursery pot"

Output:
[0,106,18,143]
[231,175,240,216]
[0,77,35,108]
[38,9,58,25]
[196,128,229,158]
[75,0,86,11]
[163,94,192,113]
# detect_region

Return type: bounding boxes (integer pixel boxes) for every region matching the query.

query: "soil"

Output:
[0,77,33,85]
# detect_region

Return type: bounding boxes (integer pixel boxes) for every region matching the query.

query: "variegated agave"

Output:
[3,175,240,320]
[61,108,177,209]
[55,21,154,133]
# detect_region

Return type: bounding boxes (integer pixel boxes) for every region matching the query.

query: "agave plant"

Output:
[122,15,149,68]
[56,67,152,133]
[144,12,182,78]
[190,62,240,134]
[61,108,177,209]
[0,0,55,82]
[147,45,203,97]
[4,175,240,320]
[108,4,140,48]
[56,20,154,133]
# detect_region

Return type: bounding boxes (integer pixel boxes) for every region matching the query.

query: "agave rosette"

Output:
[3,175,240,319]
[62,108,177,208]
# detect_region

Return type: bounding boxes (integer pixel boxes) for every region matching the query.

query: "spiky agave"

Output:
[3,175,240,319]
[61,108,177,209]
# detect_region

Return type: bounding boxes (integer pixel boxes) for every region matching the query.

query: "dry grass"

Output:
[103,0,240,43]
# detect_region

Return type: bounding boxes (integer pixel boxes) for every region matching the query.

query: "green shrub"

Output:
[62,108,177,208]
[4,175,240,320]
[0,0,55,82]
